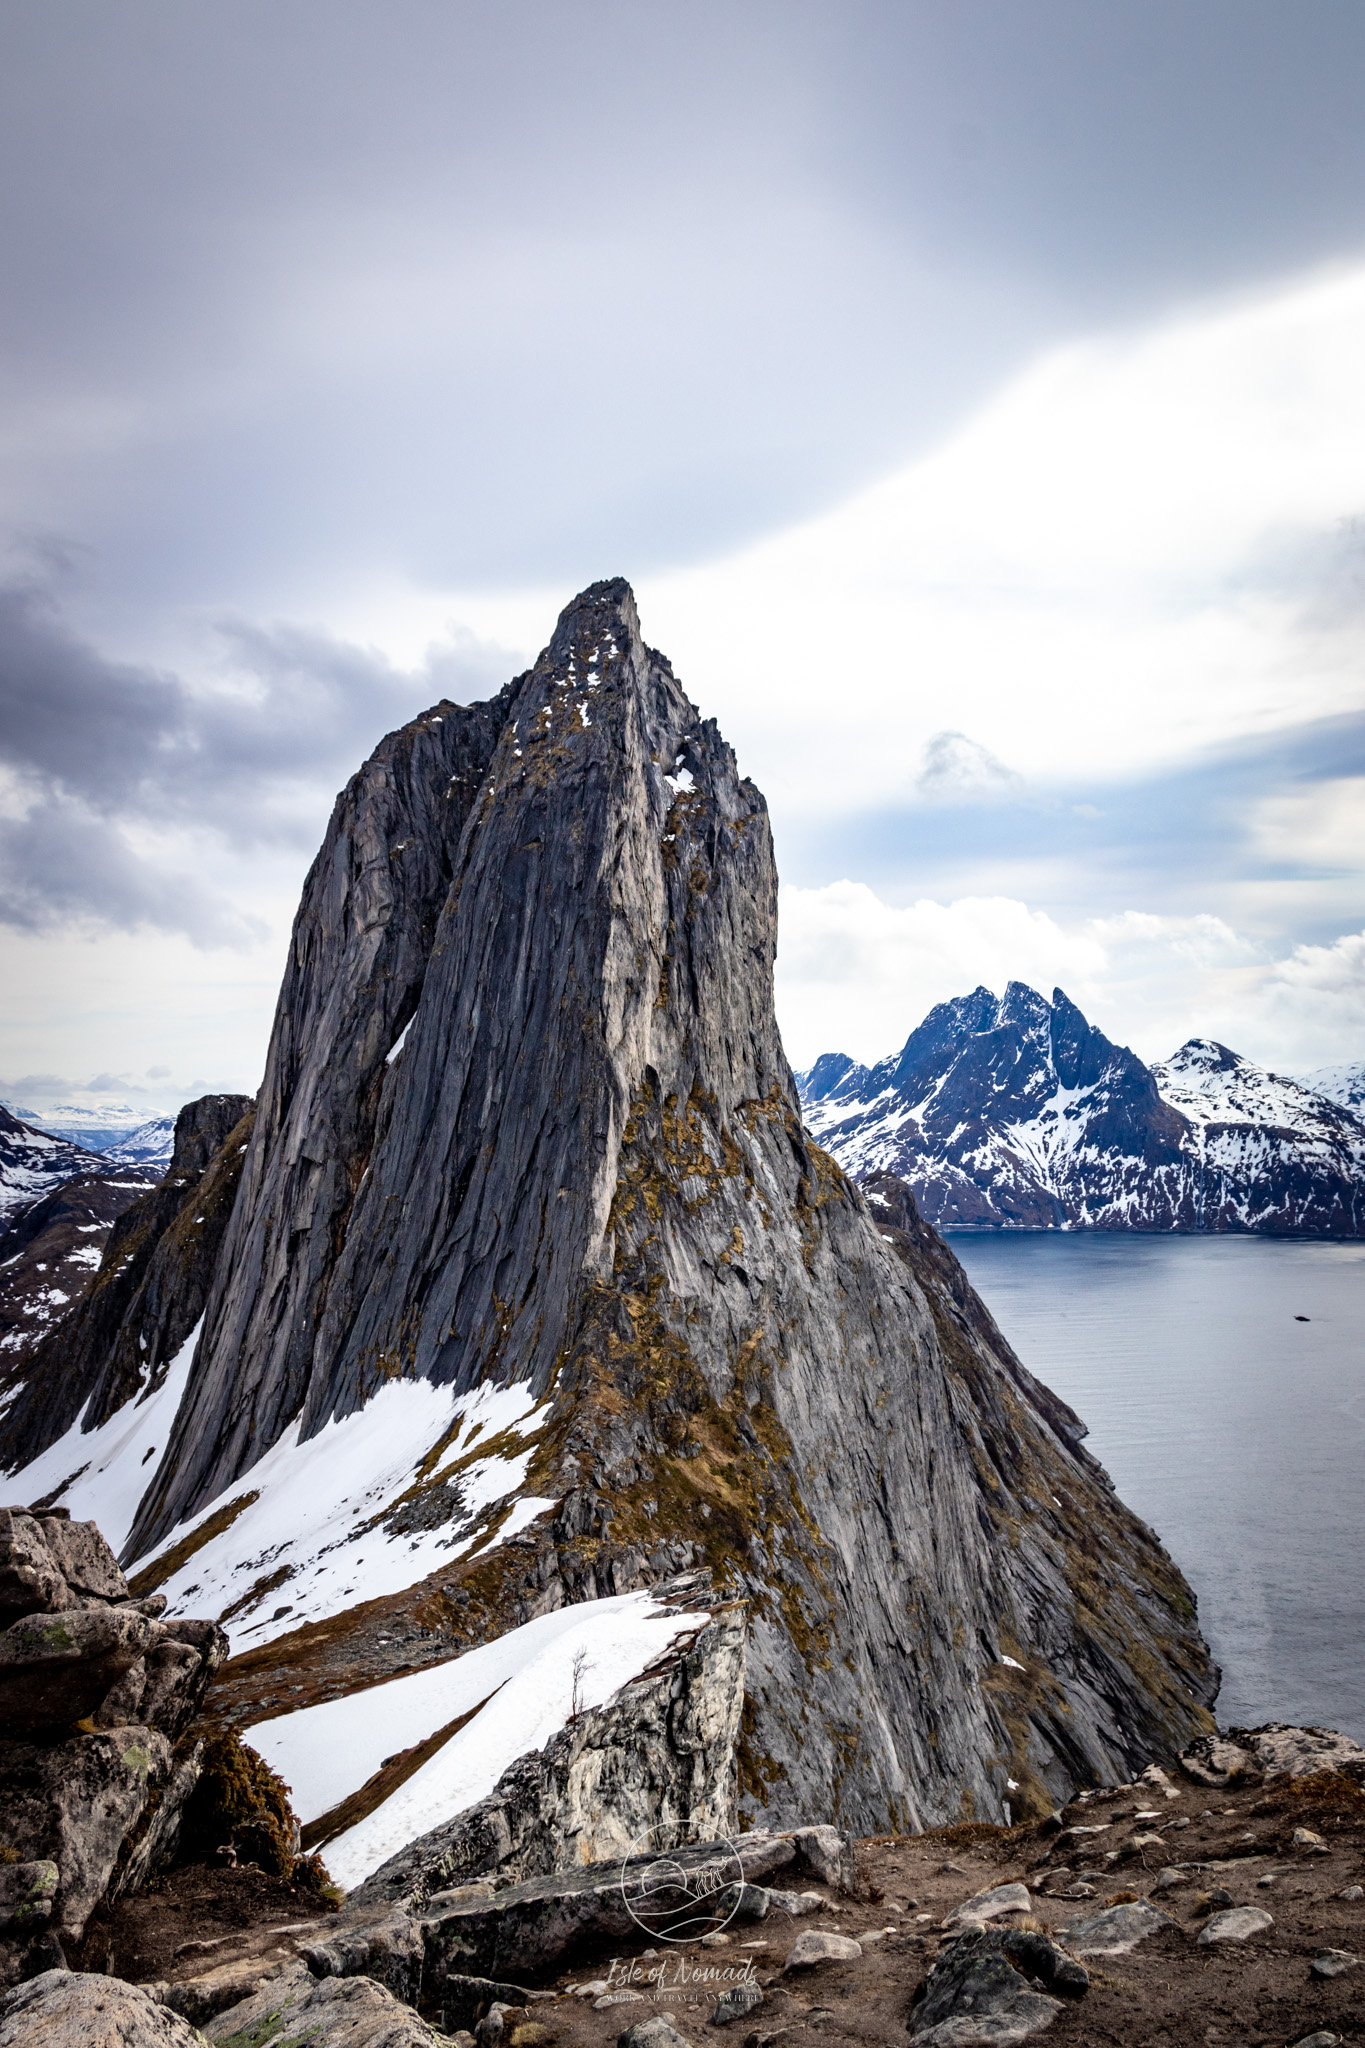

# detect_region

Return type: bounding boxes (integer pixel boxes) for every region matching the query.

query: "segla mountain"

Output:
[801,983,1365,1234]
[0,583,1215,1870]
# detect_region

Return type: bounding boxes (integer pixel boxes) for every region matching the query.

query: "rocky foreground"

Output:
[4,1725,1364,2048]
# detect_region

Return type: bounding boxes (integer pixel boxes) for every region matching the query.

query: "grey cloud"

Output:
[4,4,1365,607]
[0,568,522,941]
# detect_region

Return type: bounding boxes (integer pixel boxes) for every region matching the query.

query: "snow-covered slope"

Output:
[100,1116,177,1167]
[800,986,1365,1235]
[0,1105,109,1228]
[1302,1059,1365,1112]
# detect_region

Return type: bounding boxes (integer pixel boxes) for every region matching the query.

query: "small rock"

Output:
[701,1931,731,1947]
[1060,1900,1175,1956]
[1153,1868,1186,1892]
[1197,1907,1274,1944]
[783,1930,863,1971]
[1195,1888,1233,1914]
[1339,1884,1364,1900]
[1290,2035,1341,2048]
[712,1982,764,2026]
[1309,1950,1361,1979]
[765,1890,823,1917]
[942,1881,1031,1929]
[618,2019,694,2048]
[1061,1883,1096,1899]
[1292,1827,1330,1853]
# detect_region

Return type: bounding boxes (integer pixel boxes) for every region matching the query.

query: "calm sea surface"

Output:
[944,1231,1365,1744]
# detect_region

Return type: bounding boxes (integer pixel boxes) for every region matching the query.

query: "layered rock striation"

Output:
[801,982,1365,1234]
[8,582,1215,1845]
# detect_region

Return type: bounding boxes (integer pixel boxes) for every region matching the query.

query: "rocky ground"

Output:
[60,1750,1363,2047]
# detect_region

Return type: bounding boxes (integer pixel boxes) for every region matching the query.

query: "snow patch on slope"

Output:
[1,1320,203,1550]
[129,1376,554,1651]
[248,1588,708,1889]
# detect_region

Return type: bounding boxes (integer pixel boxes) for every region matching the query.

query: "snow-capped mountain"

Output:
[1302,1060,1365,1112]
[0,1104,109,1228]
[799,983,1365,1235]
[99,1114,177,1166]
[3,1099,156,1151]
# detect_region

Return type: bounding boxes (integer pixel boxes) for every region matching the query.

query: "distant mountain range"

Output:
[1,1100,178,1157]
[799,982,1365,1235]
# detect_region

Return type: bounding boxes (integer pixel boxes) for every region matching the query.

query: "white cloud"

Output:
[775,882,1362,1074]
[621,261,1365,821]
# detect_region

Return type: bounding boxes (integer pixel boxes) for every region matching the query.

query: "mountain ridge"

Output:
[2,583,1215,1862]
[799,983,1365,1234]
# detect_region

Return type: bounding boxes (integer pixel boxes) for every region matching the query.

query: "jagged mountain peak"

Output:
[804,984,1365,1236]
[5,590,1215,1854]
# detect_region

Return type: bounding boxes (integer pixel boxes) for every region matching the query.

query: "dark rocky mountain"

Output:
[0,1168,158,1381]
[0,1095,253,1477]
[0,1106,112,1230]
[800,982,1365,1234]
[3,583,1215,1856]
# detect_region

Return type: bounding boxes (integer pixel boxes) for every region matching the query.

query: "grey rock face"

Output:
[0,1510,226,1968]
[130,688,515,1548]
[0,1094,253,1475]
[203,1960,444,2046]
[417,1834,795,1984]
[0,1724,172,1939]
[1180,1721,1365,1788]
[0,1969,207,2048]
[94,580,1208,1834]
[351,1592,743,1907]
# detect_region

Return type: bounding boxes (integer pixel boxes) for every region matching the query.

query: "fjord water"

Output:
[946,1232,1365,1744]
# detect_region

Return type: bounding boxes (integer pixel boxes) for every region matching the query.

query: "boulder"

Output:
[204,1959,444,2045]
[1309,1950,1360,1979]
[942,1882,1032,1930]
[1059,1900,1175,1956]
[0,1607,155,1734]
[782,1929,862,1969]
[618,2020,695,2048]
[163,1954,298,2025]
[421,1835,794,1982]
[301,1903,425,2005]
[790,1825,858,1893]
[38,1518,129,1603]
[0,1724,172,1939]
[441,1975,532,2033]
[1197,1907,1274,1945]
[0,1968,204,2047]
[0,1511,72,1626]
[911,1926,1086,2044]
[1243,1724,1365,1785]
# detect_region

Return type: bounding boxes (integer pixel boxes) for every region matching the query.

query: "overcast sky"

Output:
[4,0,1365,1118]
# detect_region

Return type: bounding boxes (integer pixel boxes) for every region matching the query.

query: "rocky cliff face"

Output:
[6,583,1215,1848]
[0,1168,157,1380]
[0,1508,227,1982]
[801,983,1365,1234]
